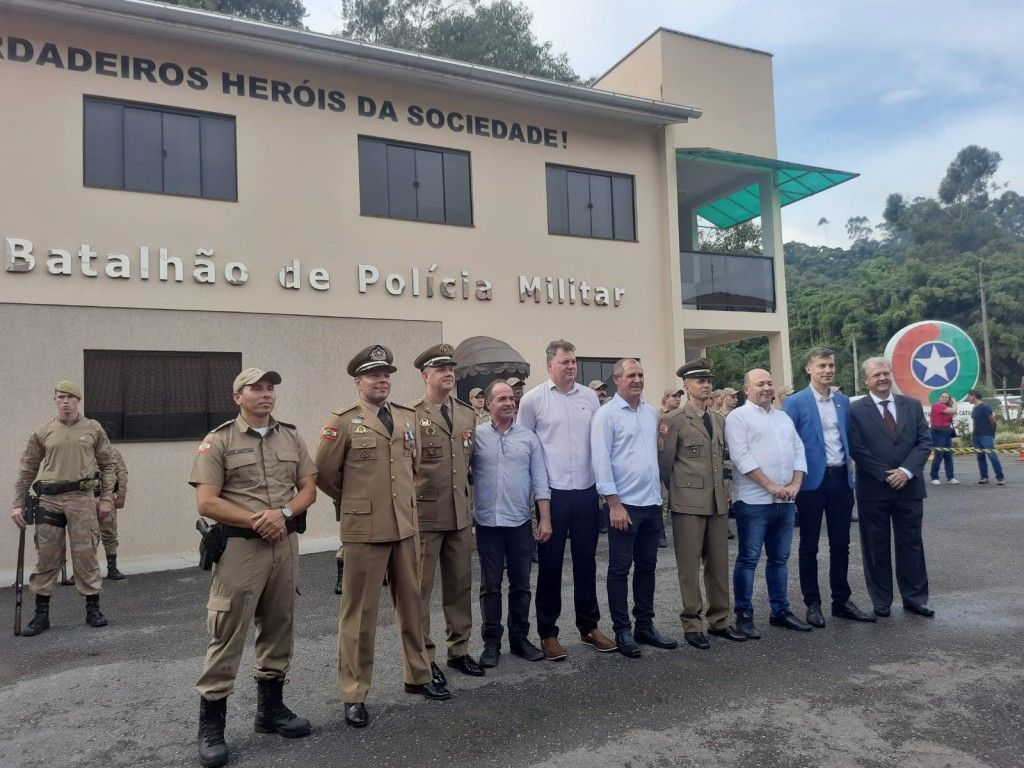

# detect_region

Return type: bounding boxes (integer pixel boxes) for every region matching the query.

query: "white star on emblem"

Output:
[917,345,956,384]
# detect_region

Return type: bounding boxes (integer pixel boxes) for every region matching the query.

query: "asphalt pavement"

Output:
[2,455,1022,768]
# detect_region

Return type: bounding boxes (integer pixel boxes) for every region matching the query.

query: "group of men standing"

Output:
[10,340,937,768]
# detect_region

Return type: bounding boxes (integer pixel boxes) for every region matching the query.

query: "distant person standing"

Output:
[720,388,739,417]
[929,392,959,485]
[588,380,610,406]
[965,390,1005,486]
[658,387,683,417]
[99,447,129,580]
[469,387,487,423]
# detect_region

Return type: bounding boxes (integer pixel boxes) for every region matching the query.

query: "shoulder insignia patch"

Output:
[320,426,339,442]
[196,435,215,454]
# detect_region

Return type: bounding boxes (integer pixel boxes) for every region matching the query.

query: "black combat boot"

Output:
[198,696,229,767]
[85,595,108,627]
[21,595,51,637]
[254,678,311,738]
[334,560,344,595]
[106,555,126,580]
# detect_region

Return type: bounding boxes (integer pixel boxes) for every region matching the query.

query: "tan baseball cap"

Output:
[233,368,282,392]
[55,380,82,399]
[720,387,738,396]
[469,387,484,398]
[588,379,607,391]
[663,387,683,397]
[506,377,525,387]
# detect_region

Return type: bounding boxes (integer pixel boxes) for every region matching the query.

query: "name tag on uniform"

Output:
[225,448,255,456]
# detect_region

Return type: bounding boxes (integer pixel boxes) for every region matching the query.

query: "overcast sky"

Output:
[302,0,1024,246]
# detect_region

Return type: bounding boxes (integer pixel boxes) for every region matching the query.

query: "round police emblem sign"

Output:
[883,321,979,404]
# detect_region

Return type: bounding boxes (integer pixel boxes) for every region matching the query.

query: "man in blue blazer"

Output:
[847,357,934,618]
[783,348,875,627]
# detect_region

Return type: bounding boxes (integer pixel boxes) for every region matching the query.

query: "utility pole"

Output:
[851,333,859,395]
[979,260,993,387]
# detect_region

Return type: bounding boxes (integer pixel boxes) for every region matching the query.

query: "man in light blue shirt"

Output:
[591,359,678,658]
[472,381,552,667]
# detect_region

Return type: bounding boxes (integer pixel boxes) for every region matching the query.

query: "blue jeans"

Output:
[972,434,1004,480]
[929,428,955,480]
[733,501,795,616]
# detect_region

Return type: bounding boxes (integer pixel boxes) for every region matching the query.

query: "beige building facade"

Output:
[0,1,853,576]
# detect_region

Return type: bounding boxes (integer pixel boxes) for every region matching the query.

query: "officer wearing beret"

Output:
[657,359,746,648]
[408,343,483,683]
[190,368,316,767]
[11,380,117,636]
[315,345,449,729]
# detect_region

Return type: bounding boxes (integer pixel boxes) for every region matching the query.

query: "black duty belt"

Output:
[222,518,300,539]
[33,478,95,495]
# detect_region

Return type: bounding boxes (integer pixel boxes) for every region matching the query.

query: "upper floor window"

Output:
[546,164,636,242]
[358,136,472,226]
[83,96,237,201]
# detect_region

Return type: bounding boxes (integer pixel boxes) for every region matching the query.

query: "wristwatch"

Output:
[280,506,294,520]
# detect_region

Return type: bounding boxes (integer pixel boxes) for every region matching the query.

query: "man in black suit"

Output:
[847,357,934,618]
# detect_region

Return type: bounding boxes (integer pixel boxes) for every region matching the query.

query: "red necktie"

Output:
[879,400,897,437]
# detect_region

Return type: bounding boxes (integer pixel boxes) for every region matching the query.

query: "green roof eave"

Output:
[676,148,858,229]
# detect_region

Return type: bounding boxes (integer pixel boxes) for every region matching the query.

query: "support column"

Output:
[759,173,792,385]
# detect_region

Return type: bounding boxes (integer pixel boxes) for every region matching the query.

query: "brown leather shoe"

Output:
[540,636,567,661]
[580,628,617,653]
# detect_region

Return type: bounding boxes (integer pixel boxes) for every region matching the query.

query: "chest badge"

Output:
[354,426,369,434]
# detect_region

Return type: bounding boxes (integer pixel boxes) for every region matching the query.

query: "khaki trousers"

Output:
[672,512,733,633]
[31,491,101,597]
[338,535,431,703]
[98,509,118,556]
[419,527,474,661]
[196,533,298,701]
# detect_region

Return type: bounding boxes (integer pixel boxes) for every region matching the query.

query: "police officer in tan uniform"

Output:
[99,447,129,580]
[408,343,483,684]
[658,359,746,649]
[315,344,450,730]
[469,387,487,424]
[10,380,117,636]
[190,368,316,768]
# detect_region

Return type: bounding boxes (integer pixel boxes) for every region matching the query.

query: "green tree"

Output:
[338,0,581,83]
[938,145,1001,206]
[168,0,306,27]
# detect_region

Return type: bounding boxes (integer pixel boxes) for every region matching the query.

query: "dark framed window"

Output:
[83,96,237,201]
[546,164,636,241]
[84,350,241,442]
[357,136,472,226]
[576,356,621,391]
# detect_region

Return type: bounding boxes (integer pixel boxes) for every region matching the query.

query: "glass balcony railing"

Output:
[680,250,775,312]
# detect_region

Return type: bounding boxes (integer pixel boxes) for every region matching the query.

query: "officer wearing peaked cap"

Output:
[315,344,450,729]
[408,344,483,685]
[658,358,746,648]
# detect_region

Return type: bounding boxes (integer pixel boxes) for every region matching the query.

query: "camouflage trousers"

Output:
[31,491,102,597]
[98,509,118,556]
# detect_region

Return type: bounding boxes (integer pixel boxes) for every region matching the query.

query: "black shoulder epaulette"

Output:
[276,419,297,430]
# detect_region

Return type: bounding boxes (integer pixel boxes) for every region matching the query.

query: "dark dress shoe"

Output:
[735,615,761,640]
[769,612,812,632]
[344,702,368,728]
[430,662,447,687]
[634,626,678,649]
[447,654,485,676]
[615,631,641,658]
[873,606,891,618]
[404,681,452,700]
[509,639,545,662]
[903,603,935,617]
[684,632,710,650]
[832,600,876,622]
[806,604,826,628]
[657,530,668,548]
[479,644,500,668]
[708,626,747,642]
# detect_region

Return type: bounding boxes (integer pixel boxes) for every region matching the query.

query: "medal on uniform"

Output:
[462,429,472,449]
[420,419,430,427]
[354,425,369,434]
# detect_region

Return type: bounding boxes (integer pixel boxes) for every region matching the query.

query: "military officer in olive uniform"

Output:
[658,359,746,649]
[11,380,117,635]
[190,368,317,768]
[315,344,450,730]
[408,343,483,684]
[99,447,129,580]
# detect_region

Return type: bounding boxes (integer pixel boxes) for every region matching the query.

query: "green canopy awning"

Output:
[676,148,857,229]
